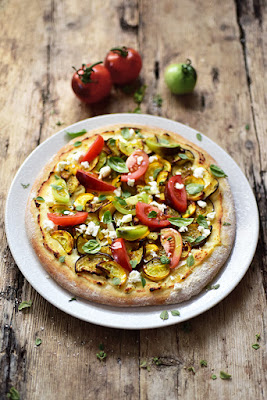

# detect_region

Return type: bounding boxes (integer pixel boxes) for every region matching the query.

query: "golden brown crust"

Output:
[26,123,236,307]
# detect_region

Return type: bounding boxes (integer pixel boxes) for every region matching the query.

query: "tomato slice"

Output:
[80,135,104,163]
[160,228,182,268]
[136,202,171,230]
[121,150,149,182]
[111,238,132,272]
[47,212,88,227]
[76,169,115,192]
[165,175,187,213]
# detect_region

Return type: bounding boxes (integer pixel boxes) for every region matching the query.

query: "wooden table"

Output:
[1,0,266,399]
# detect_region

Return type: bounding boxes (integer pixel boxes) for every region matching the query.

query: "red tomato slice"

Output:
[121,150,149,182]
[160,228,182,268]
[47,212,88,227]
[111,238,132,272]
[80,135,104,163]
[136,202,171,230]
[76,170,115,192]
[165,175,187,213]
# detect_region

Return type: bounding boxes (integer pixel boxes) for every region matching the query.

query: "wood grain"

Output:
[0,0,266,399]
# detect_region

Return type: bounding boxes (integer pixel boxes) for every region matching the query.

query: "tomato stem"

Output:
[73,61,103,84]
[110,47,128,57]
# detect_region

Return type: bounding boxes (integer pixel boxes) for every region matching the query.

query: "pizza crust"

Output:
[26,124,236,307]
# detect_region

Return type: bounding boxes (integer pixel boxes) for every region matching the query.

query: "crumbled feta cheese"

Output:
[178,260,187,267]
[137,156,144,165]
[120,214,133,224]
[75,224,87,234]
[99,165,111,180]
[43,219,56,232]
[72,152,84,162]
[148,180,160,195]
[179,226,188,233]
[150,201,167,212]
[173,282,182,291]
[114,187,122,197]
[91,196,99,204]
[175,171,181,175]
[170,275,175,281]
[197,200,207,208]
[206,211,216,221]
[128,270,142,284]
[175,182,184,190]
[198,225,210,237]
[150,250,158,258]
[127,178,135,187]
[85,221,100,237]
[129,128,135,138]
[149,176,154,182]
[149,155,158,163]
[112,241,122,250]
[101,223,117,240]
[55,161,70,172]
[81,161,90,169]
[193,167,206,179]
[63,211,75,215]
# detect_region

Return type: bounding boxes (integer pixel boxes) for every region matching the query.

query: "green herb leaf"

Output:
[160,310,169,321]
[74,141,82,147]
[121,191,131,199]
[82,240,101,254]
[206,284,220,291]
[200,360,207,367]
[140,360,147,368]
[134,85,147,104]
[178,153,188,160]
[112,277,121,286]
[135,129,144,138]
[35,338,42,346]
[75,205,83,211]
[223,222,231,226]
[54,174,60,180]
[160,256,170,264]
[211,374,217,380]
[35,196,45,202]
[220,371,231,380]
[18,300,32,311]
[196,133,202,141]
[197,214,209,229]
[98,194,107,202]
[50,184,63,191]
[186,254,195,267]
[59,256,65,263]
[252,343,260,350]
[153,167,163,180]
[184,236,195,243]
[168,217,194,228]
[188,366,196,374]
[245,124,250,130]
[148,210,158,219]
[256,333,261,341]
[69,297,77,302]
[121,127,131,140]
[109,138,116,146]
[115,197,127,206]
[194,235,206,244]
[96,348,107,361]
[21,183,30,189]
[153,357,162,366]
[186,183,204,195]
[6,387,20,400]
[153,94,163,107]
[108,157,129,173]
[210,164,227,178]
[141,276,146,288]
[133,106,141,113]
[130,260,138,269]
[171,310,180,316]
[103,210,112,224]
[158,137,170,145]
[66,129,87,139]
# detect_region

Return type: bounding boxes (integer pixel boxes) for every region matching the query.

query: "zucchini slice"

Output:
[143,258,170,281]
[51,230,74,254]
[75,253,112,274]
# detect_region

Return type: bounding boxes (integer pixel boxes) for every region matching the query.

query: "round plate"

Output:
[5,114,259,330]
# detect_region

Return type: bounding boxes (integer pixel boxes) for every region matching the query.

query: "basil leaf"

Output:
[168,217,194,228]
[223,222,231,226]
[196,133,202,141]
[186,254,194,267]
[74,141,82,147]
[186,183,204,195]
[59,256,65,263]
[245,124,250,130]
[66,129,87,139]
[69,297,77,302]
[153,167,163,180]
[211,374,217,380]
[98,194,107,202]
[103,210,112,224]
[82,240,101,254]
[18,300,32,311]
[148,210,157,219]
[158,137,170,145]
[135,129,144,138]
[141,276,146,287]
[194,235,206,244]
[121,128,131,140]
[178,153,188,160]
[171,310,180,316]
[153,94,163,107]
[115,197,127,206]
[121,191,131,198]
[188,366,196,374]
[109,138,116,146]
[50,184,63,191]
[160,310,169,320]
[6,387,20,400]
[184,236,195,243]
[108,157,129,173]
[206,284,220,291]
[252,343,260,350]
[220,371,231,380]
[197,215,209,228]
[256,333,261,341]
[75,205,83,211]
[54,174,60,180]
[21,183,30,189]
[130,260,138,269]
[160,255,170,264]
[35,196,45,202]
[112,277,121,286]
[210,164,227,178]
[35,338,42,346]
[200,360,207,367]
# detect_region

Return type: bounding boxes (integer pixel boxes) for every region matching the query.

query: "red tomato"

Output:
[72,62,112,104]
[76,169,116,192]
[104,47,142,85]
[81,135,104,163]
[160,228,182,268]
[165,175,187,213]
[121,150,149,182]
[136,202,171,230]
[111,238,132,272]
[47,212,88,227]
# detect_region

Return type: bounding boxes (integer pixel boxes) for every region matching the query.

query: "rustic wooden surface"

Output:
[0,0,266,399]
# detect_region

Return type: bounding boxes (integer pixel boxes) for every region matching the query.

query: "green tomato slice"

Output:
[51,179,70,204]
[116,225,149,241]
[146,137,181,156]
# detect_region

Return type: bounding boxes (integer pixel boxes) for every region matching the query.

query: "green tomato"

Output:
[164,60,197,95]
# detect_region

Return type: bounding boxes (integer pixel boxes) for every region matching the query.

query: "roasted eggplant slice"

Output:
[170,149,195,165]
[143,257,170,281]
[182,223,211,247]
[67,175,79,194]
[51,230,74,254]
[97,261,127,285]
[75,253,112,274]
[130,246,144,267]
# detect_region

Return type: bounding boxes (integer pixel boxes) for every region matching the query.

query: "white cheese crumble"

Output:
[173,282,182,291]
[129,128,135,138]
[193,167,206,179]
[85,221,100,237]
[72,151,84,162]
[198,225,210,237]
[150,201,167,212]
[175,171,181,175]
[150,250,158,258]
[175,182,184,190]
[101,223,117,240]
[55,161,70,172]
[178,260,187,267]
[137,156,144,165]
[120,214,133,224]
[114,187,122,197]
[127,178,135,187]
[99,165,111,180]
[179,226,188,233]
[81,161,90,169]
[148,180,160,195]
[128,270,142,284]
[91,196,99,204]
[197,200,207,208]
[75,224,87,234]
[149,155,158,163]
[43,219,55,232]
[206,211,216,221]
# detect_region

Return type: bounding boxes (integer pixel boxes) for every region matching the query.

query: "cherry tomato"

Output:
[76,169,116,192]
[160,228,182,268]
[81,135,104,163]
[136,202,171,230]
[47,212,88,227]
[165,175,187,213]
[164,59,197,95]
[111,238,132,272]
[72,62,112,104]
[121,150,149,182]
[104,47,142,85]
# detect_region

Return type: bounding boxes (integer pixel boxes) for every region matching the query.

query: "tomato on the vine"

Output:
[104,47,142,85]
[72,62,112,104]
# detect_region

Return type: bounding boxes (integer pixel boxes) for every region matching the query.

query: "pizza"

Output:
[26,124,235,306]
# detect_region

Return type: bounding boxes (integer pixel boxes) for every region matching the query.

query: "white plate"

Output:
[5,114,259,330]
